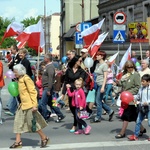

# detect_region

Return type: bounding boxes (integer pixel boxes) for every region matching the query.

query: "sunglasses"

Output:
[127,66,133,68]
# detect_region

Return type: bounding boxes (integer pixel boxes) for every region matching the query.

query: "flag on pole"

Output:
[81,18,105,47]
[116,44,132,80]
[108,52,119,64]
[0,22,24,44]
[89,32,108,57]
[16,19,45,52]
[119,44,132,70]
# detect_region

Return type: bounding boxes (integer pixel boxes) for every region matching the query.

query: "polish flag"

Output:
[119,44,132,70]
[16,19,45,52]
[89,32,108,57]
[108,52,119,65]
[0,22,23,44]
[116,44,132,80]
[81,18,105,47]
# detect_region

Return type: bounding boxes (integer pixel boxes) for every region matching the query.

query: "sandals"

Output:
[41,137,49,148]
[10,141,22,149]
[115,133,125,139]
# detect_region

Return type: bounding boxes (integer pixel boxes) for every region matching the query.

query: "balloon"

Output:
[84,57,94,68]
[120,91,134,104]
[5,70,15,79]
[131,58,137,64]
[62,56,67,63]
[136,65,142,71]
[142,29,147,35]
[8,82,19,97]
[133,28,138,34]
[135,62,140,67]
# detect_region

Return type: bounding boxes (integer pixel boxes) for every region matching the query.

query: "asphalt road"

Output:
[0,61,150,150]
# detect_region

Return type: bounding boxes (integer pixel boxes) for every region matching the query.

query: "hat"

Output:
[81,48,88,53]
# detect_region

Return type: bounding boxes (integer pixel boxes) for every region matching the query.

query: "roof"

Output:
[63,27,76,38]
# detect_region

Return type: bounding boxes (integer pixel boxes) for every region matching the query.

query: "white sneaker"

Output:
[0,119,2,125]
[50,113,57,117]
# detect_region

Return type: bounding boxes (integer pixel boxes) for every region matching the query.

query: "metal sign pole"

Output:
[117,44,120,65]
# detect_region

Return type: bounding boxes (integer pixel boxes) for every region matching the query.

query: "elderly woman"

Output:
[10,64,49,148]
[115,60,145,138]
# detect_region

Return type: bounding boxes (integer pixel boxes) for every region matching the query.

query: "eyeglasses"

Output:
[127,66,133,69]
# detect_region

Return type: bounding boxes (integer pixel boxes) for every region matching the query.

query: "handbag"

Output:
[31,113,36,132]
[78,110,89,119]
[137,104,149,114]
[86,89,96,103]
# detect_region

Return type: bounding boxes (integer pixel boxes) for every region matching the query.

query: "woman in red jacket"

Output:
[0,61,5,124]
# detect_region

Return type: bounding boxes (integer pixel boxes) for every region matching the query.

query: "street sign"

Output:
[75,22,81,32]
[113,25,126,43]
[81,22,92,31]
[114,12,126,25]
[75,32,83,48]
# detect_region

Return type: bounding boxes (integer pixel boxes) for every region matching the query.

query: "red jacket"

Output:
[0,61,5,88]
[67,88,86,108]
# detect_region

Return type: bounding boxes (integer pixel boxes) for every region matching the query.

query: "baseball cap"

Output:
[81,48,88,53]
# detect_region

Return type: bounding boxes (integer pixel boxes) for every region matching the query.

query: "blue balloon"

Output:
[62,56,67,63]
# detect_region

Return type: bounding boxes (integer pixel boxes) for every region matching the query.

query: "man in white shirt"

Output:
[139,59,150,77]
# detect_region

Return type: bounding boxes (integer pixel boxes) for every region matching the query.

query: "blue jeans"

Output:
[7,96,18,114]
[104,84,115,103]
[95,85,112,120]
[134,110,150,137]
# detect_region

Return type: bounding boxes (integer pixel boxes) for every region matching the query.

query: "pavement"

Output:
[0,61,150,150]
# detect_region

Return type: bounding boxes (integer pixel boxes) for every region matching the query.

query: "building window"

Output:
[127,5,134,23]
[143,1,150,21]
[109,12,114,39]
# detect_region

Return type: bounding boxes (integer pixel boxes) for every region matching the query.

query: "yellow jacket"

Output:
[18,75,38,110]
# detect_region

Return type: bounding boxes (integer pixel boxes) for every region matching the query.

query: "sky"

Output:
[0,0,60,22]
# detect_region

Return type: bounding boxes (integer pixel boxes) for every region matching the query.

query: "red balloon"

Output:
[120,91,134,104]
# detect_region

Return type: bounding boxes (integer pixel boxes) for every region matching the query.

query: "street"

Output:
[0,61,150,150]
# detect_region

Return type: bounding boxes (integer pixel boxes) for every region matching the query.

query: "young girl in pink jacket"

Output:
[66,78,91,135]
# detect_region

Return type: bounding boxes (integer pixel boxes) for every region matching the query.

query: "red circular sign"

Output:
[114,12,126,25]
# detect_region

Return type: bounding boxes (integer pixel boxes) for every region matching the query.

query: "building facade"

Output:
[97,0,150,56]
[60,0,99,56]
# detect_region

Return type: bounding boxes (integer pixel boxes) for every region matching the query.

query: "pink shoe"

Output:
[84,125,91,135]
[74,130,84,135]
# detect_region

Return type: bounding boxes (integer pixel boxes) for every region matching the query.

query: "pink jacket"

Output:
[35,78,43,98]
[67,88,86,108]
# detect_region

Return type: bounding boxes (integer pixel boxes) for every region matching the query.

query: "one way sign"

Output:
[113,25,126,44]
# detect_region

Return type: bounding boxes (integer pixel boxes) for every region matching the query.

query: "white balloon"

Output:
[84,57,94,68]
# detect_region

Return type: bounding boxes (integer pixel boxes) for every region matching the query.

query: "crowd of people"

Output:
[0,45,150,148]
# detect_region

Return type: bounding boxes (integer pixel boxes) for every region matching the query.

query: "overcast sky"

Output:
[0,0,60,22]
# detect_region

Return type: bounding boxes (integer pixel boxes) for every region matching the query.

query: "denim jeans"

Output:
[134,111,150,137]
[104,84,115,103]
[7,96,18,114]
[95,85,112,120]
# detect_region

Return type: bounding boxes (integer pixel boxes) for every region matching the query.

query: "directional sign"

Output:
[113,25,126,44]
[114,12,126,25]
[75,32,83,48]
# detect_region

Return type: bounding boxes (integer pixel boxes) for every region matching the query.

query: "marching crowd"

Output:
[0,45,150,148]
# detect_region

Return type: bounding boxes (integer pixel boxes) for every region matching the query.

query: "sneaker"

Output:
[90,117,100,123]
[50,113,57,117]
[109,110,114,121]
[55,115,66,123]
[74,130,84,135]
[128,135,138,141]
[84,125,91,135]
[139,128,146,136]
[4,111,14,116]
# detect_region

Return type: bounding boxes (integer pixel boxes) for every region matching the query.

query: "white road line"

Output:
[1,141,150,150]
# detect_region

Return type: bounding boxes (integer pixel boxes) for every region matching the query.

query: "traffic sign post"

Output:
[114,12,126,25]
[75,32,83,48]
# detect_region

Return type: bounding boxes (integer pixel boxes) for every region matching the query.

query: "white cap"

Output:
[81,48,88,53]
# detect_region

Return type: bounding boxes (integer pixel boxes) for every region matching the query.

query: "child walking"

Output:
[128,74,150,141]
[66,78,91,135]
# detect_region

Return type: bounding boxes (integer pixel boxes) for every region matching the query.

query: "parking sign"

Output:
[75,32,83,48]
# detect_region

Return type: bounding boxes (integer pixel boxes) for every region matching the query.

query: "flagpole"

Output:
[37,46,40,79]
[139,43,143,60]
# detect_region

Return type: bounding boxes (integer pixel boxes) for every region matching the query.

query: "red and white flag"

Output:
[89,32,108,57]
[119,44,132,70]
[16,19,45,52]
[81,18,105,47]
[108,52,119,64]
[116,44,132,80]
[0,22,23,44]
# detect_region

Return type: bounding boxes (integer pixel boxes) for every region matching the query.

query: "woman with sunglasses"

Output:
[115,60,145,138]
